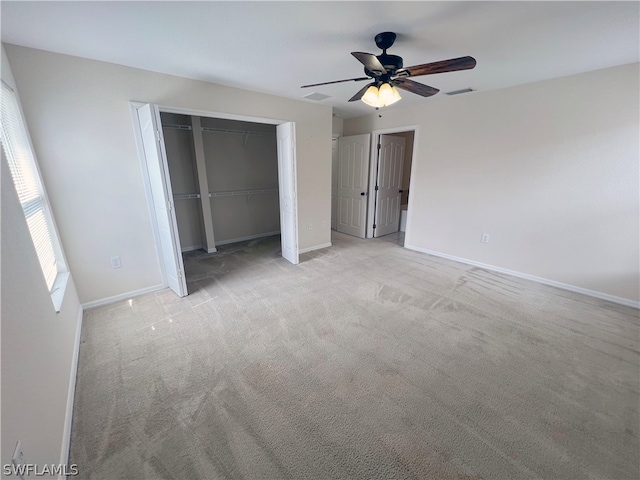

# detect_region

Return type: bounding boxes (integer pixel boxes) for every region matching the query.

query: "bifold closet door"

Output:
[135,104,188,297]
[276,122,299,265]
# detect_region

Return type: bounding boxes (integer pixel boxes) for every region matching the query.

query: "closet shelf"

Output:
[209,188,279,198]
[201,127,274,137]
[164,124,274,137]
[164,124,193,131]
[173,193,201,200]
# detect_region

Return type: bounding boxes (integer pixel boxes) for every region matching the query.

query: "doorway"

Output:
[332,127,416,242]
[367,128,416,241]
[160,112,281,251]
[131,102,299,297]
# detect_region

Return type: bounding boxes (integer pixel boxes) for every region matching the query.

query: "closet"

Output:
[160,112,280,253]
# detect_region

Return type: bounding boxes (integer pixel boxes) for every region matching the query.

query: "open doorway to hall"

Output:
[331,129,415,240]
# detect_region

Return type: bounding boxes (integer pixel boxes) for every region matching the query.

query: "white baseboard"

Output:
[81,284,165,309]
[181,245,217,253]
[405,245,639,309]
[59,306,83,479]
[214,231,280,246]
[299,242,332,254]
[181,244,204,252]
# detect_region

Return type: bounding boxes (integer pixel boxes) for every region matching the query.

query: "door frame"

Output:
[366,125,419,243]
[130,102,299,291]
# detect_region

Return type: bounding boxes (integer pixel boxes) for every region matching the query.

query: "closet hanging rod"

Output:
[173,193,201,200]
[201,127,275,137]
[209,188,279,198]
[162,124,274,137]
[163,124,193,131]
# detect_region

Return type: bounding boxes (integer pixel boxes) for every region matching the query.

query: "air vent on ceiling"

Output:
[445,88,475,96]
[304,92,332,101]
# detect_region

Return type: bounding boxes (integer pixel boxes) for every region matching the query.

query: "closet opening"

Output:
[160,112,284,287]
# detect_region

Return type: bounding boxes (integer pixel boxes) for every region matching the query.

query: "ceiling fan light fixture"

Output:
[361,82,401,108]
[379,82,401,106]
[302,32,476,110]
[361,85,382,107]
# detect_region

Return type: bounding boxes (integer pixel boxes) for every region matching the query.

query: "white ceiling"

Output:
[2,1,638,118]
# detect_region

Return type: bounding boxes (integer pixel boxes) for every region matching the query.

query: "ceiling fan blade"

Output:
[351,52,387,75]
[404,56,476,77]
[348,83,374,102]
[301,77,370,88]
[392,79,440,97]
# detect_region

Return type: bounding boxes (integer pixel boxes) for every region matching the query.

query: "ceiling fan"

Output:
[301,32,476,107]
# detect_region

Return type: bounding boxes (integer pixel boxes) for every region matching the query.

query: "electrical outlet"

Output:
[308,223,312,230]
[322,220,326,228]
[110,256,122,268]
[481,233,490,243]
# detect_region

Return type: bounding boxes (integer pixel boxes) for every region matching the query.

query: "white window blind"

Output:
[1,79,59,290]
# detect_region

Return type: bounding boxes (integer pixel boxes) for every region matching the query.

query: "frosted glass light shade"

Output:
[378,83,401,106]
[361,85,381,107]
[361,83,401,108]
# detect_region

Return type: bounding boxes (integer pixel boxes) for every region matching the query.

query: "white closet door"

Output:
[136,104,188,296]
[276,122,299,265]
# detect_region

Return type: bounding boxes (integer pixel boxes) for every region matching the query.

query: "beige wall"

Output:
[1,46,83,473]
[345,63,639,303]
[4,44,332,304]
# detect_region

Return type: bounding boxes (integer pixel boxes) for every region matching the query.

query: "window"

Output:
[1,78,67,306]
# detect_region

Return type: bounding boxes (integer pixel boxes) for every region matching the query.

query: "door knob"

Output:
[360,192,366,196]
[399,189,404,193]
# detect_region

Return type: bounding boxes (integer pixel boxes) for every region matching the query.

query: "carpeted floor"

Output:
[69,232,639,479]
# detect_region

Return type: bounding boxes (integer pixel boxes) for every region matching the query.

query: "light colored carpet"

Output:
[70,232,639,479]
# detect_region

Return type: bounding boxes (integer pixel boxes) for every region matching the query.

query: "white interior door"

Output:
[337,134,370,238]
[276,122,299,265]
[136,103,188,296]
[374,135,405,237]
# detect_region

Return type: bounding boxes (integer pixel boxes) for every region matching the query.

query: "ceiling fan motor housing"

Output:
[373,33,403,77]
[377,53,403,72]
[375,31,397,50]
